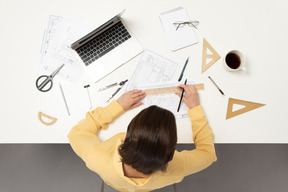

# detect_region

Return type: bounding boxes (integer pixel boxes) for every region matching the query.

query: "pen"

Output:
[208,76,225,96]
[178,57,189,82]
[177,79,187,112]
[59,83,71,116]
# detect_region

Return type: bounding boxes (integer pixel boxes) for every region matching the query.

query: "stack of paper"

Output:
[160,7,198,51]
[39,15,91,82]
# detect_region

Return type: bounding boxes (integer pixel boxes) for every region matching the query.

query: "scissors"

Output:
[36,64,65,92]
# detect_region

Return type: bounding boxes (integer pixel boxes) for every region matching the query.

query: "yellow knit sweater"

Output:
[68,100,217,192]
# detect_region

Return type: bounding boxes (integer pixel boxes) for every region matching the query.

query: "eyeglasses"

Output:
[173,20,199,30]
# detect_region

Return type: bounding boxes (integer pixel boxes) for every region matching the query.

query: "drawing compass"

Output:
[106,79,128,102]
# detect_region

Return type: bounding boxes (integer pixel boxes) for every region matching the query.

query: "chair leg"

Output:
[101,180,175,192]
[173,184,177,192]
[101,180,104,192]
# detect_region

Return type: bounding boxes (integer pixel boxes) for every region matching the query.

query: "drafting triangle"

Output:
[226,98,265,120]
[38,112,57,126]
[202,38,221,73]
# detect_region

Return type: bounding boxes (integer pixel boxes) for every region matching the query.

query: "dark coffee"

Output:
[225,53,241,69]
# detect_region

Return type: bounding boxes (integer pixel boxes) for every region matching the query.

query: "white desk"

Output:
[1,0,288,143]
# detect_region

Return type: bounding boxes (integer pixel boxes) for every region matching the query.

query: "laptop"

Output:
[71,10,143,82]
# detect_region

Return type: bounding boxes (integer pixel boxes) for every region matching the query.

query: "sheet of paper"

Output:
[160,7,198,51]
[39,15,91,82]
[40,15,63,65]
[134,81,190,119]
[125,49,178,91]
[125,49,190,118]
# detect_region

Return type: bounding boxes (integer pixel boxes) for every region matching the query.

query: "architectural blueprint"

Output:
[39,15,90,82]
[135,81,190,119]
[125,49,178,90]
[125,50,189,118]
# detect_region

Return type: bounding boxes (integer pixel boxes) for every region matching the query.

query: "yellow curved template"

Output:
[38,112,57,126]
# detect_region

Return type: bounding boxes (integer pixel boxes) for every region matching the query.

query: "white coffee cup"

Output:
[223,50,246,71]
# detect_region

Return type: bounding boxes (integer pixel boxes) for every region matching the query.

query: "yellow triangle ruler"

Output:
[38,112,57,126]
[144,84,204,96]
[226,98,265,120]
[202,38,221,73]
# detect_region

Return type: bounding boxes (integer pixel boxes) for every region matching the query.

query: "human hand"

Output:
[116,89,146,111]
[175,84,200,109]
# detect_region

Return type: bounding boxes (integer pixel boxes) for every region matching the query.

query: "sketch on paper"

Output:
[125,49,178,90]
[125,50,189,118]
[136,82,190,119]
[39,15,91,82]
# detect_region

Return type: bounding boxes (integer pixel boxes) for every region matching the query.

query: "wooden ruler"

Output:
[143,84,204,95]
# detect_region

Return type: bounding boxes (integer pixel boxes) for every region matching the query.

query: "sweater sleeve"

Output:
[67,100,125,161]
[180,105,217,176]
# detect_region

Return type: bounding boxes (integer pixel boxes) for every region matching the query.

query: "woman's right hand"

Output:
[175,84,200,109]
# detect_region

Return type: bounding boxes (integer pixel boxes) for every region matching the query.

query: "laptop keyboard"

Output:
[76,21,131,66]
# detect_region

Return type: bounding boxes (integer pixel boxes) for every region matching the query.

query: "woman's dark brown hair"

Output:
[118,105,177,175]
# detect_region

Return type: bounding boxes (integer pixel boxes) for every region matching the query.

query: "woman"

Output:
[68,84,217,192]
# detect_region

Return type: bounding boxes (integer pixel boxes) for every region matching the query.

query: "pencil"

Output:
[59,83,71,116]
[208,76,225,96]
[177,79,187,112]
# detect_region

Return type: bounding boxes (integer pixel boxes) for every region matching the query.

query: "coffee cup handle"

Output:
[241,66,247,72]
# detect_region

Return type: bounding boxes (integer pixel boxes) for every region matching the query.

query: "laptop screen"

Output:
[71,10,126,50]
